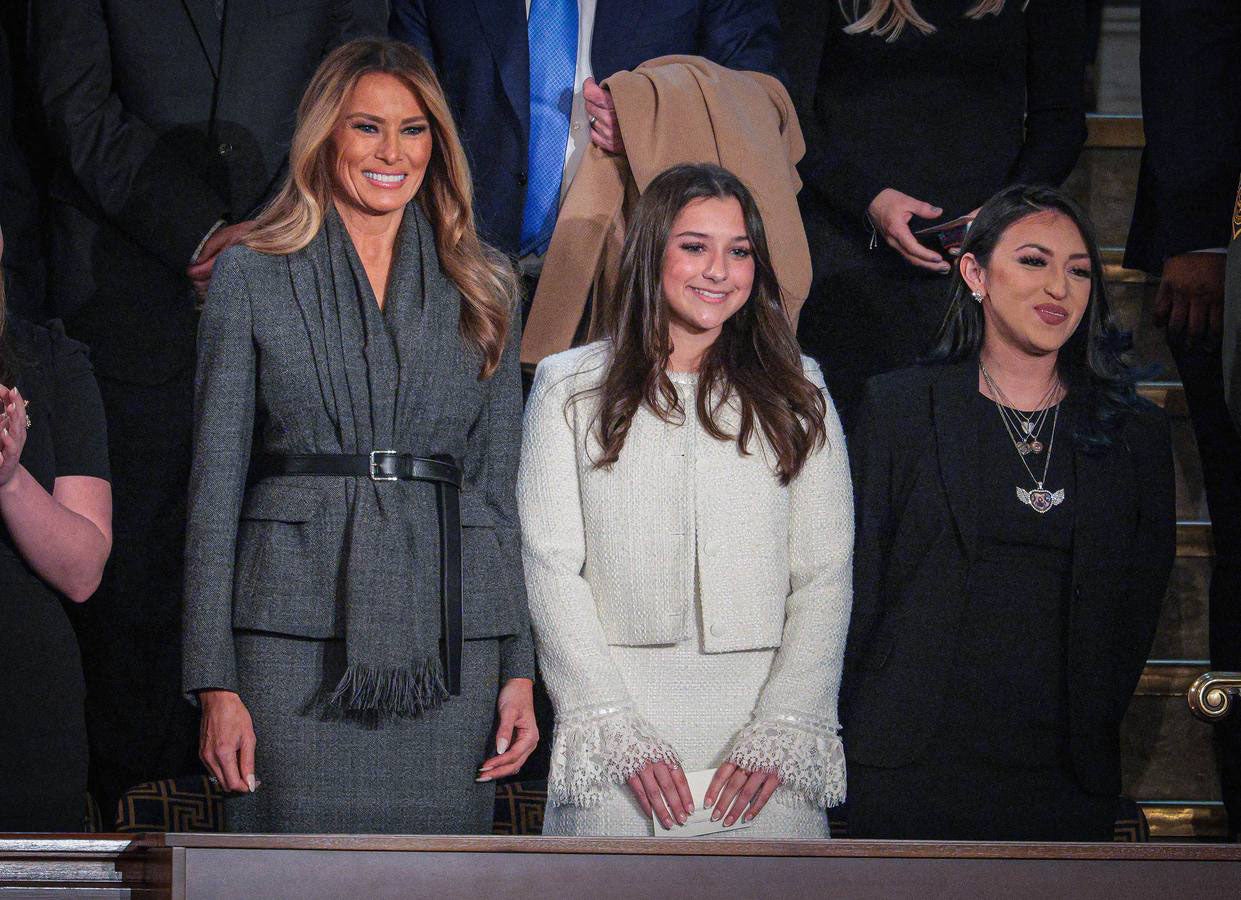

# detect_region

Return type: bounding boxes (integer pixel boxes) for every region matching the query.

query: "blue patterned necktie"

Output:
[520,0,579,257]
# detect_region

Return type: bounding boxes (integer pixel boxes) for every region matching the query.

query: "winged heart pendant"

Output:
[1016,486,1065,514]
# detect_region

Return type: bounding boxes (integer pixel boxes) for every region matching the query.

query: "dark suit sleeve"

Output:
[698,0,784,79]
[183,249,257,699]
[1008,0,1088,187]
[1126,0,1241,271]
[332,0,391,44]
[1226,189,1241,433]
[389,0,434,61]
[0,19,44,319]
[1113,408,1176,715]
[31,0,229,275]
[473,309,536,683]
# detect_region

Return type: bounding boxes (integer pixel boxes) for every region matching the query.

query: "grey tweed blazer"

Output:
[182,241,534,698]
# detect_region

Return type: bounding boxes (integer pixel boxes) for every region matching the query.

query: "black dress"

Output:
[848,392,1116,841]
[0,317,109,831]
[797,0,1087,428]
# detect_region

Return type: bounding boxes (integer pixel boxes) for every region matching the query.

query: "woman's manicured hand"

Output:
[198,689,259,794]
[478,677,539,781]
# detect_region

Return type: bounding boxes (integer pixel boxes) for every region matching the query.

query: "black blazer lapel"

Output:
[179,0,222,79]
[216,0,257,105]
[472,0,530,141]
[932,359,982,561]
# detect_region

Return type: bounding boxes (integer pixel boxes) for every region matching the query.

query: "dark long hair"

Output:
[926,183,1145,451]
[585,163,826,484]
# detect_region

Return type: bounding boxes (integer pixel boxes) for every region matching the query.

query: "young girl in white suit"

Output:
[518,163,854,837]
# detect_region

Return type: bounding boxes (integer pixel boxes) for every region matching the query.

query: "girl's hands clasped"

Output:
[704,761,782,827]
[0,385,29,488]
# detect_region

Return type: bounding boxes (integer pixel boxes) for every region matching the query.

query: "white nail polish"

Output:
[496,738,510,755]
[247,774,257,793]
[476,775,493,783]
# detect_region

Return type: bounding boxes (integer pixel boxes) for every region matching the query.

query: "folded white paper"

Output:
[649,767,756,838]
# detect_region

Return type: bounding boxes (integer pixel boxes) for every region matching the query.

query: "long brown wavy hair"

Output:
[246,39,516,378]
[587,164,827,485]
[840,0,1013,42]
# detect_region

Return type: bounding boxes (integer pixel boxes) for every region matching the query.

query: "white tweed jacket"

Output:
[518,342,854,807]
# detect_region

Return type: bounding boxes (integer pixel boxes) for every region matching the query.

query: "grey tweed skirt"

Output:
[226,631,499,834]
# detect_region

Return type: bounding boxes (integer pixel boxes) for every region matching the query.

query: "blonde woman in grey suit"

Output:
[183,39,537,834]
[519,164,854,837]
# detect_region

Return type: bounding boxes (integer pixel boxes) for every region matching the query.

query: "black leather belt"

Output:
[250,451,464,696]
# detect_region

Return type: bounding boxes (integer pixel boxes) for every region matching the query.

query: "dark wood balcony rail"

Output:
[6,834,1241,899]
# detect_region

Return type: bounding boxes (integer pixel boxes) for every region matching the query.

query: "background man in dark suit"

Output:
[0,16,44,321]
[1228,181,1241,434]
[390,0,782,266]
[1126,0,1241,839]
[31,0,388,823]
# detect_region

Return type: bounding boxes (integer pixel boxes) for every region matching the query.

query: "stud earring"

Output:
[971,290,984,304]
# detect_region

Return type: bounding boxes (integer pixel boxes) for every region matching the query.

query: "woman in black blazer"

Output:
[842,185,1175,841]
[797,0,1087,428]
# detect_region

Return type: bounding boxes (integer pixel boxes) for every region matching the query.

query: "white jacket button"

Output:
[710,623,725,637]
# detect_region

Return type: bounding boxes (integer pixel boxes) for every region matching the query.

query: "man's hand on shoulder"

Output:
[188,220,258,301]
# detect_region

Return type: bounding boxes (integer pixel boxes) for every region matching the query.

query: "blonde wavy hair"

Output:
[246,39,517,379]
[840,0,1014,42]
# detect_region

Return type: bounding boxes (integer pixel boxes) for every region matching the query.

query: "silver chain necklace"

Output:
[979,362,1067,514]
[979,361,1057,455]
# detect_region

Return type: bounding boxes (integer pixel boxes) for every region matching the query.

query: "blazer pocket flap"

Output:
[460,491,495,528]
[241,483,324,522]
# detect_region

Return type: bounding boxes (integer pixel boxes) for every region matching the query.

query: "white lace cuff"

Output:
[547,704,681,808]
[726,713,846,809]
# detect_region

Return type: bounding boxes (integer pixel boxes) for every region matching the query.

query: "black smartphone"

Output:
[914,214,975,258]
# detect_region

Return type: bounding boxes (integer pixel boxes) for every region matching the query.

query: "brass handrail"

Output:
[1188,672,1241,721]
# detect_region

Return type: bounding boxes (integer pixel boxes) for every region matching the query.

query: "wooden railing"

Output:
[5,834,1241,899]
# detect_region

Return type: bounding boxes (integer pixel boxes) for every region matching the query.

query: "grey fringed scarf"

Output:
[290,202,457,717]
